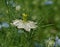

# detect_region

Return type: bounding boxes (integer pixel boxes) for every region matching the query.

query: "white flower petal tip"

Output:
[11,19,37,32]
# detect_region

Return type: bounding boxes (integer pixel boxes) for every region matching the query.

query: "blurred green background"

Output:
[0,0,60,47]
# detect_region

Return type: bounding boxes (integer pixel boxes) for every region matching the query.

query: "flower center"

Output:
[22,13,28,22]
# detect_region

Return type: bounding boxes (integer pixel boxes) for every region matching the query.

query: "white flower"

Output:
[11,19,37,32]
[56,39,60,46]
[45,37,55,47]
[16,5,21,11]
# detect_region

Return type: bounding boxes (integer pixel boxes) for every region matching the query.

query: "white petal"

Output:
[23,22,30,31]
[27,21,37,28]
[24,28,31,32]
[17,23,24,28]
[24,21,37,31]
[12,20,24,28]
[13,19,20,25]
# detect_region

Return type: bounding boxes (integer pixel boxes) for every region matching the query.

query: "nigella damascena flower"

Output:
[0,24,2,29]
[2,22,9,28]
[45,0,53,5]
[11,19,37,32]
[55,36,60,46]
